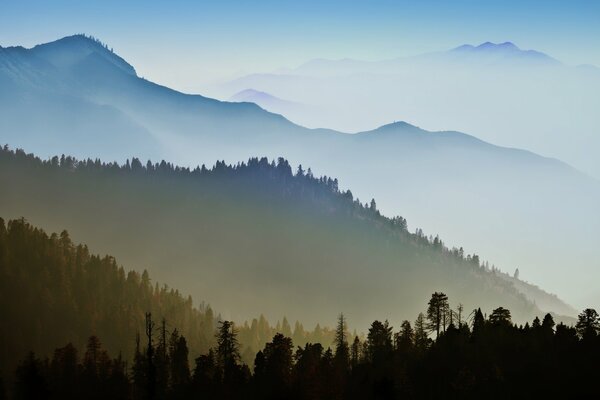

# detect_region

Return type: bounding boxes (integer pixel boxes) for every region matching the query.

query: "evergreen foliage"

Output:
[0,146,555,328]
[10,299,600,399]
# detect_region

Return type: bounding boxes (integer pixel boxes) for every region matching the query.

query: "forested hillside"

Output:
[0,147,573,328]
[0,217,213,375]
[0,218,335,377]
[2,220,596,399]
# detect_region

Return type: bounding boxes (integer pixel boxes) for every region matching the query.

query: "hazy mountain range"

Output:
[1,35,599,311]
[228,89,314,125]
[213,41,600,179]
[0,148,576,330]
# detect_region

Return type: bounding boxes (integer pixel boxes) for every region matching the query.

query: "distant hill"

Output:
[447,42,561,66]
[1,35,599,309]
[229,88,296,107]
[0,216,215,375]
[0,147,577,331]
[220,41,600,180]
[228,89,311,122]
[0,34,310,163]
[273,42,561,78]
[0,215,342,376]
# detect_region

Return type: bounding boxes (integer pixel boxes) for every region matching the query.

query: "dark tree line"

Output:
[0,217,341,378]
[0,146,497,265]
[9,292,600,399]
[0,217,215,378]
[1,145,557,325]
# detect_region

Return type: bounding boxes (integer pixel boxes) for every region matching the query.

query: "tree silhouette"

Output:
[10,302,600,399]
[471,308,485,337]
[542,313,555,333]
[334,314,350,369]
[414,313,429,350]
[489,307,511,326]
[350,336,361,368]
[396,320,414,352]
[257,333,293,398]
[169,330,190,389]
[15,353,49,400]
[367,320,393,363]
[575,308,600,339]
[426,292,449,338]
[145,313,156,400]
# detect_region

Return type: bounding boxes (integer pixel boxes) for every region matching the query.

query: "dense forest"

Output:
[0,146,573,327]
[7,295,600,399]
[2,217,598,399]
[0,149,594,399]
[0,218,337,383]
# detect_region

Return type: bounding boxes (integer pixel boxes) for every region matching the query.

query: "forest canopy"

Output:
[0,146,573,328]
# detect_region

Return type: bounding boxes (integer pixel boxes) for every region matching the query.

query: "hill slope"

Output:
[1,35,599,308]
[221,41,600,177]
[0,147,575,330]
[0,217,216,375]
[0,216,343,375]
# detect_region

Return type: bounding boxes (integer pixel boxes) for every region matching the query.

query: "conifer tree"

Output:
[426,292,449,338]
[334,314,350,368]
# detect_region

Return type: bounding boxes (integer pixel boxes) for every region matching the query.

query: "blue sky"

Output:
[2,0,599,90]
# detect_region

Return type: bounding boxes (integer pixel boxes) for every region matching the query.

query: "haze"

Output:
[1,0,599,318]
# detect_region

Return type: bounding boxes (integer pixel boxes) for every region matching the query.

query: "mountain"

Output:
[217,42,600,179]
[1,35,599,309]
[444,41,561,65]
[0,216,215,375]
[275,42,560,78]
[0,148,577,332]
[229,88,296,107]
[228,89,312,123]
[0,216,341,376]
[0,34,312,163]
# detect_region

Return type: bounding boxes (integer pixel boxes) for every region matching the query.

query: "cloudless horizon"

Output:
[2,0,600,93]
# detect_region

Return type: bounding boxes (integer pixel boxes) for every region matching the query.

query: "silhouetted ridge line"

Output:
[0,145,575,331]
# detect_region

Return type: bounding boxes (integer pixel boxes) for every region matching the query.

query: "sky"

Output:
[1,0,600,92]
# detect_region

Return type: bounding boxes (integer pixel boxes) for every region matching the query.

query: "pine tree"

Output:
[489,307,511,326]
[414,313,429,350]
[426,292,449,338]
[350,336,361,368]
[216,320,241,381]
[334,314,350,368]
[575,308,600,339]
[396,320,414,352]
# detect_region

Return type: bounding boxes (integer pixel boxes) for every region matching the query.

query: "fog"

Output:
[2,36,599,314]
[211,43,600,179]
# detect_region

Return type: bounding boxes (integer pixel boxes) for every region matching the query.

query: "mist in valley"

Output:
[2,0,600,396]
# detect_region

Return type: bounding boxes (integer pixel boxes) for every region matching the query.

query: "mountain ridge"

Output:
[0,146,578,327]
[1,35,599,310]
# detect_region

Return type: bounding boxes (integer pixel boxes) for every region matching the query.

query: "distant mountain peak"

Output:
[478,41,518,50]
[34,34,114,55]
[232,88,273,98]
[355,121,425,138]
[30,34,137,76]
[450,41,560,65]
[378,121,418,130]
[453,41,520,53]
[229,88,300,110]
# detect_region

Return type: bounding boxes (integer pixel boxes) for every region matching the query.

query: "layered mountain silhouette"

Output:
[279,42,560,77]
[228,88,312,124]
[219,41,600,180]
[1,35,599,309]
[0,148,576,330]
[230,88,297,108]
[448,42,560,65]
